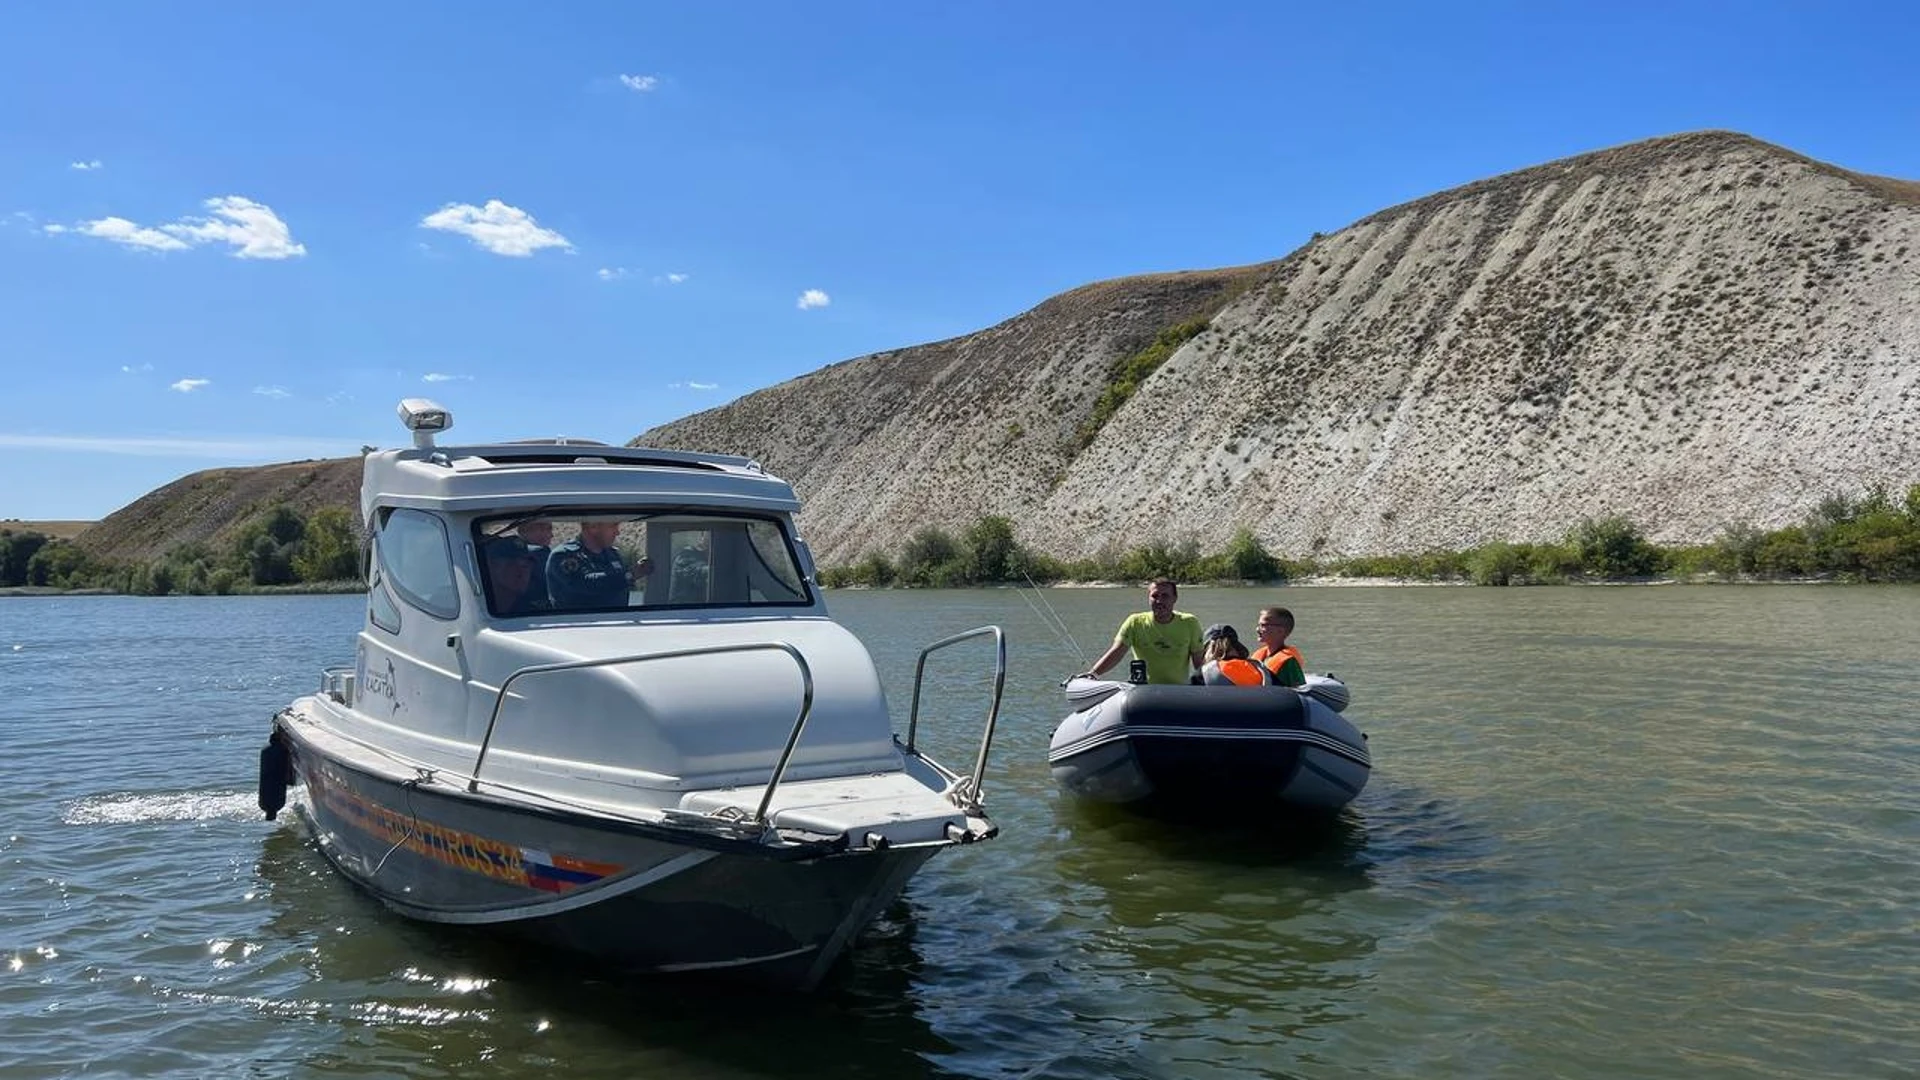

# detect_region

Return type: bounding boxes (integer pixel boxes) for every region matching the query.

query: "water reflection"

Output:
[1048,796,1378,1075]
[250,826,962,1079]
[1059,797,1372,870]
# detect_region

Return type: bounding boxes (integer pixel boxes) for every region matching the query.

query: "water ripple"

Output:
[1,590,1917,1078]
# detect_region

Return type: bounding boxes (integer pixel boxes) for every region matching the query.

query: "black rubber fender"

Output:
[258,730,291,821]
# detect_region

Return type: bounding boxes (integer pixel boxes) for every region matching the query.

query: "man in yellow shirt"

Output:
[1078,579,1206,685]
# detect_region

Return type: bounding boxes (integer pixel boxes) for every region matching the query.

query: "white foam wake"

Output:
[63,790,264,825]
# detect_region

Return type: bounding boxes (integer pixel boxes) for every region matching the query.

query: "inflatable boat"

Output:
[1048,675,1369,811]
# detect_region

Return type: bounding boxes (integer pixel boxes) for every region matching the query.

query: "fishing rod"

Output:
[1016,567,1089,673]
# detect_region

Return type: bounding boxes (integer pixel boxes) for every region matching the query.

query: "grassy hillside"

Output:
[73,458,363,565]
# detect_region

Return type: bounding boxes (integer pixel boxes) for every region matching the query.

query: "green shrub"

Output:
[0,530,49,586]
[1709,523,1764,576]
[1526,542,1582,582]
[1467,541,1524,585]
[293,507,362,582]
[824,551,897,587]
[1117,538,1201,583]
[232,505,306,586]
[1753,527,1813,577]
[896,526,965,587]
[1220,528,1281,581]
[1567,516,1659,578]
[964,516,1018,582]
[811,484,1920,589]
[1075,318,1212,448]
[24,541,97,588]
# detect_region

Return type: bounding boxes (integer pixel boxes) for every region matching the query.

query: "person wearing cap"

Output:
[546,520,653,609]
[483,536,546,617]
[1198,623,1274,686]
[515,518,554,609]
[1077,578,1205,685]
[1250,606,1306,686]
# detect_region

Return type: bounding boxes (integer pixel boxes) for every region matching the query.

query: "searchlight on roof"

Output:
[397,398,453,448]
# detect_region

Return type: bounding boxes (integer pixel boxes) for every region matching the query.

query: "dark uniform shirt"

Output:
[521,544,551,608]
[546,540,630,609]
[497,585,549,618]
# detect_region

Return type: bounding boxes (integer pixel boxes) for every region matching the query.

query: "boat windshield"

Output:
[474,508,812,618]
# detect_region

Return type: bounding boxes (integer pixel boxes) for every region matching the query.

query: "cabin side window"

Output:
[366,547,403,633]
[745,520,806,601]
[377,508,460,619]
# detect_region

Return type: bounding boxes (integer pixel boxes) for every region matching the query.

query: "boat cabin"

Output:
[330,400,904,813]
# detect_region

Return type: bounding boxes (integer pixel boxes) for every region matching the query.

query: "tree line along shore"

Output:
[4,484,1918,597]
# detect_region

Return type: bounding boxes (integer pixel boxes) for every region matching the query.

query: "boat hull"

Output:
[282,723,940,990]
[1048,684,1370,811]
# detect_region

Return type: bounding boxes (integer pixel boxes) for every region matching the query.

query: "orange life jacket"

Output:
[1202,658,1273,686]
[1251,644,1304,679]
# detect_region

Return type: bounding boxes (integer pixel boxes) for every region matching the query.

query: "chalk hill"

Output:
[76,132,1920,569]
[638,131,1920,563]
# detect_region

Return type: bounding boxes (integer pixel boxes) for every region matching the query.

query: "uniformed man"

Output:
[546,520,652,609]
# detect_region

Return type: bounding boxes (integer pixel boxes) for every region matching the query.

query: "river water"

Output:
[0,586,1915,1078]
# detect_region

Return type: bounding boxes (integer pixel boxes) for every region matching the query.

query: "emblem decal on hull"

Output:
[306,764,622,892]
[356,648,403,716]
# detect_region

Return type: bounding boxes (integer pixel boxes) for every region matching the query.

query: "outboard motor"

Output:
[258,730,291,820]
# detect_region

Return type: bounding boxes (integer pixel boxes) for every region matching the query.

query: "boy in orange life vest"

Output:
[1250,606,1306,686]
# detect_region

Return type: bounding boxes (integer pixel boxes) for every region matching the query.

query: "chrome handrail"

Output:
[468,642,815,828]
[903,625,1006,812]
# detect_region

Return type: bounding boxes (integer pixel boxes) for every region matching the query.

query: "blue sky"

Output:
[3,2,1916,521]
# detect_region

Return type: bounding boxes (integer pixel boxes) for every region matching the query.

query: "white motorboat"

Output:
[1048,675,1368,811]
[258,399,1003,991]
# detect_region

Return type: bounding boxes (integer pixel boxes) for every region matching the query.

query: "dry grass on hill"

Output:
[1,520,94,541]
[73,458,363,565]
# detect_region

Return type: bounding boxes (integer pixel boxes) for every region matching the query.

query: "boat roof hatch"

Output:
[364,401,798,520]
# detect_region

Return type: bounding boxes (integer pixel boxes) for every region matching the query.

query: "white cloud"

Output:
[120,363,153,374]
[681,381,719,391]
[71,216,190,251]
[618,74,659,92]
[47,196,305,258]
[655,272,688,285]
[419,200,572,257]
[170,378,211,393]
[0,433,363,459]
[421,373,470,383]
[597,266,629,281]
[796,288,831,310]
[70,160,103,171]
[252,386,291,399]
[160,196,306,259]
